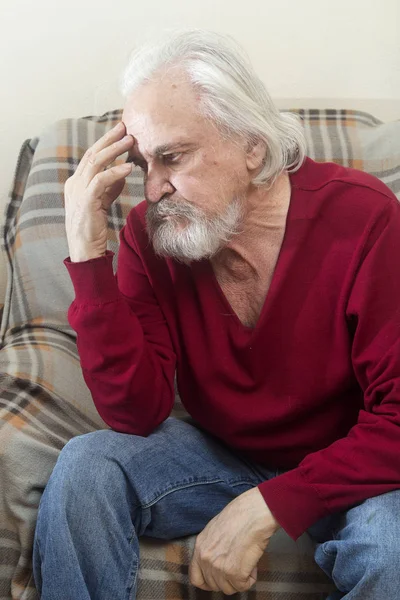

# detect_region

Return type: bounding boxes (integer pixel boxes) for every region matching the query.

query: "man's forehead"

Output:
[121,74,213,161]
[122,106,201,137]
[123,108,195,151]
[122,107,205,160]
[122,74,203,130]
[123,73,198,117]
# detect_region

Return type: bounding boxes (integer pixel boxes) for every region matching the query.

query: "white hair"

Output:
[120,29,306,188]
[146,196,243,262]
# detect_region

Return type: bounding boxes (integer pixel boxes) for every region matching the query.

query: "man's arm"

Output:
[65,217,176,435]
[259,196,400,540]
[64,122,176,435]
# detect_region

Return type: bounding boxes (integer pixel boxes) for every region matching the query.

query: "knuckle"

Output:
[214,555,225,567]
[194,550,210,565]
[224,568,236,579]
[199,551,212,564]
[93,171,106,184]
[87,153,98,166]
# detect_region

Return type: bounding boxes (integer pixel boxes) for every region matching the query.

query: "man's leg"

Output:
[308,490,400,599]
[33,417,273,600]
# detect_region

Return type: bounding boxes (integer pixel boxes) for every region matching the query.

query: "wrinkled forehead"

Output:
[122,76,223,162]
[122,72,205,139]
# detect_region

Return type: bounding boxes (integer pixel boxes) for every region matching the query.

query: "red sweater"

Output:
[65,157,400,540]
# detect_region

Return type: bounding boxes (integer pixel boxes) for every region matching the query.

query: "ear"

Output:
[245,139,266,171]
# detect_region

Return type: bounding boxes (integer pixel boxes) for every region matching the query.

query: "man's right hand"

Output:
[65,121,135,263]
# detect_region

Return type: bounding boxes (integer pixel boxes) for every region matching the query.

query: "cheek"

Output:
[172,177,217,215]
[170,174,201,201]
[169,154,246,210]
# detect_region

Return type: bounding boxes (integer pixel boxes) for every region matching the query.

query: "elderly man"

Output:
[33,30,400,599]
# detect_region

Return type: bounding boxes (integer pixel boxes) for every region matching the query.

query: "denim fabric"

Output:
[33,417,400,599]
[308,491,400,599]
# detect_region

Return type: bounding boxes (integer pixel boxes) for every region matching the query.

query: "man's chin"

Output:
[150,232,213,263]
[147,216,228,262]
[151,243,195,264]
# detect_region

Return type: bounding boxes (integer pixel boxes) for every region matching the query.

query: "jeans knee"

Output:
[59,430,112,463]
[42,431,127,510]
[357,541,399,594]
[374,540,399,578]
[316,537,399,594]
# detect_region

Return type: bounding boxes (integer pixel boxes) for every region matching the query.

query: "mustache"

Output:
[146,197,204,221]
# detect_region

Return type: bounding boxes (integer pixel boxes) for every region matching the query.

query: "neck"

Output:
[212,171,291,277]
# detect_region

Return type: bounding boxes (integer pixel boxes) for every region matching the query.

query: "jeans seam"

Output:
[127,540,139,600]
[142,477,256,509]
[230,479,257,488]
[321,542,337,557]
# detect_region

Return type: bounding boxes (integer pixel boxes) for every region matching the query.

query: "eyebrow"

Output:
[153,141,194,156]
[127,141,196,164]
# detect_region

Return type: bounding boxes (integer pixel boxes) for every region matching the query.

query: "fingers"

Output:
[75,122,134,179]
[88,162,132,205]
[188,555,214,592]
[82,136,134,186]
[215,569,254,595]
[104,178,127,208]
[214,576,239,595]
[189,552,251,595]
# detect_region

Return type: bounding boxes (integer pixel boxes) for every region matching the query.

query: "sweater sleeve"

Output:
[258,197,400,540]
[64,214,176,436]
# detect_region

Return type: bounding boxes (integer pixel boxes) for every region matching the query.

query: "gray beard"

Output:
[145,197,243,262]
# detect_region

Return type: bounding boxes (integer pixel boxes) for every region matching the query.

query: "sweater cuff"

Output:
[64,250,120,305]
[258,467,328,541]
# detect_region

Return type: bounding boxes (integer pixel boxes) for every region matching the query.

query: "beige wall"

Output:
[0,0,399,300]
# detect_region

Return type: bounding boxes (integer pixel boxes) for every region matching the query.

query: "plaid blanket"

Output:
[1,107,399,600]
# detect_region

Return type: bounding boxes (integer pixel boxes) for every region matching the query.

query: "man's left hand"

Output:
[189,487,280,595]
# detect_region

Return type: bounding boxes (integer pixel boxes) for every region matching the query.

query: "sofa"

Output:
[0,107,399,600]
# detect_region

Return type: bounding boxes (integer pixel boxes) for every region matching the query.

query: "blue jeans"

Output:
[33,417,400,599]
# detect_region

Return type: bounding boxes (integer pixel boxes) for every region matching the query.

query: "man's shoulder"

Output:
[297,157,395,198]
[295,157,399,223]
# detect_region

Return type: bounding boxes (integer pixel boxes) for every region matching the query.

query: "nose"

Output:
[144,167,175,204]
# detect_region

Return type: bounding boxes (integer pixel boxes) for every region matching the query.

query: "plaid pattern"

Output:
[0,107,399,600]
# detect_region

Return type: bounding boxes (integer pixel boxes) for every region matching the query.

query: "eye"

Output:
[163,152,182,164]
